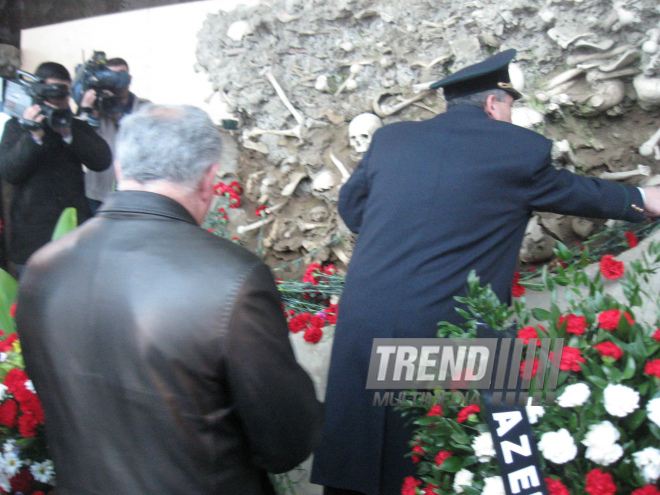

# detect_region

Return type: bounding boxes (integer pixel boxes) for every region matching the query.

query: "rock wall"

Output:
[195,0,660,278]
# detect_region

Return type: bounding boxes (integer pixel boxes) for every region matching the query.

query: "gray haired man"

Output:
[16,104,323,494]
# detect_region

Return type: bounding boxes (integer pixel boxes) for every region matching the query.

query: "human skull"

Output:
[348,113,383,153]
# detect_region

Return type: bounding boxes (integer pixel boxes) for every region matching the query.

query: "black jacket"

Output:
[0,117,111,264]
[17,191,323,494]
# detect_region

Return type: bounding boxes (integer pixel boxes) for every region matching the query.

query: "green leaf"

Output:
[621,355,637,380]
[0,269,17,335]
[624,408,648,432]
[532,308,550,321]
[51,207,78,241]
[438,455,464,472]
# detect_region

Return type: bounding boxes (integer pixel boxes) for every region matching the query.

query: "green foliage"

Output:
[51,207,77,241]
[0,269,17,335]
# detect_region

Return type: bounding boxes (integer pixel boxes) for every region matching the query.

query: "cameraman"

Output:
[78,57,149,214]
[0,62,111,277]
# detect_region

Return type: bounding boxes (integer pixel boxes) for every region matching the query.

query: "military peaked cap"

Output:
[430,48,522,100]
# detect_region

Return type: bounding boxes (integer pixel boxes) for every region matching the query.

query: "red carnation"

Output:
[426,404,443,417]
[520,357,539,378]
[323,304,338,325]
[457,404,480,423]
[18,411,40,437]
[9,469,33,495]
[424,484,440,495]
[558,314,587,335]
[401,476,422,495]
[227,192,241,208]
[255,205,269,217]
[303,325,323,344]
[0,399,18,428]
[600,254,625,280]
[302,263,322,285]
[645,359,660,379]
[632,486,660,495]
[551,346,585,372]
[653,329,660,341]
[411,444,424,463]
[598,309,634,330]
[434,450,453,467]
[518,326,542,346]
[0,333,18,353]
[9,302,16,318]
[512,271,526,297]
[625,231,638,248]
[585,469,616,495]
[3,368,29,394]
[545,478,570,495]
[229,181,243,195]
[288,313,310,333]
[594,341,623,360]
[323,264,337,276]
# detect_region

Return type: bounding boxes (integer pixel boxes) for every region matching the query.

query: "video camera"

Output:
[0,70,73,130]
[72,51,130,114]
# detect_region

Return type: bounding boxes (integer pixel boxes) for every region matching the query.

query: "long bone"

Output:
[639,127,660,157]
[599,164,651,181]
[236,202,286,235]
[372,91,431,118]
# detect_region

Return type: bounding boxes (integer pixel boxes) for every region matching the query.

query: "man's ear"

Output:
[484,94,497,120]
[200,163,220,202]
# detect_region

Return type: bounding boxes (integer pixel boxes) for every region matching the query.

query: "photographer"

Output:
[0,61,111,277]
[77,57,149,214]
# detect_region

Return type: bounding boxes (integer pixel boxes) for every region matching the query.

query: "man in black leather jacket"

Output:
[16,104,323,494]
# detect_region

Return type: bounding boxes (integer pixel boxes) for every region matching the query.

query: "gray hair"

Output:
[446,88,509,109]
[116,104,223,187]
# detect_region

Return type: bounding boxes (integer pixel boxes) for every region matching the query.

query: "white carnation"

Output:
[525,403,545,424]
[538,428,577,464]
[453,468,474,494]
[30,459,55,484]
[472,431,496,462]
[482,476,506,495]
[634,447,660,483]
[582,421,620,448]
[557,382,591,408]
[647,398,660,428]
[603,383,640,417]
[0,384,7,401]
[586,443,624,466]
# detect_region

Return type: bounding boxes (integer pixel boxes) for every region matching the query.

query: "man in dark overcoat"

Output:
[311,49,660,495]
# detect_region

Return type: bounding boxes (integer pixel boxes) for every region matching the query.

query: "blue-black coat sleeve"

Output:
[526,147,645,223]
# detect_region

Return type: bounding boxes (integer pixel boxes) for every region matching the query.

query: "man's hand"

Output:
[642,187,660,219]
[41,101,71,139]
[22,104,45,141]
[80,89,99,117]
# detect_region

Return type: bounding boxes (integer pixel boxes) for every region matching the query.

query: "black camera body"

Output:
[73,51,130,114]
[0,70,73,130]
